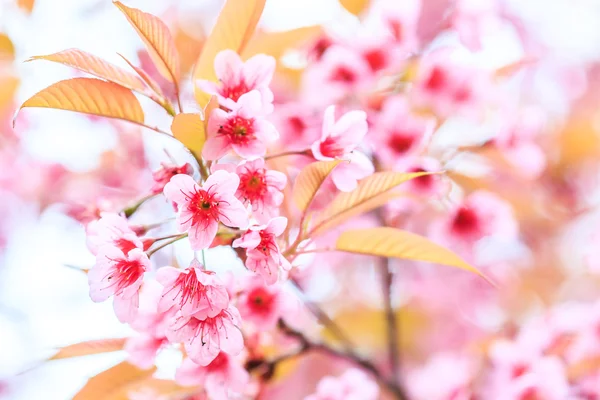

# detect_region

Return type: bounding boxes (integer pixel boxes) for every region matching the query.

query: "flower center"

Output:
[364,49,386,72]
[408,167,433,189]
[184,188,222,229]
[239,170,267,203]
[451,206,481,237]
[257,231,277,256]
[218,116,256,145]
[512,364,529,379]
[220,80,250,102]
[388,132,416,154]
[319,136,346,158]
[247,286,275,315]
[106,258,145,294]
[425,66,447,92]
[207,352,229,372]
[331,66,357,83]
[114,238,138,254]
[288,116,306,134]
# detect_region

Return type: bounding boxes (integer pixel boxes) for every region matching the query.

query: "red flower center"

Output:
[288,116,306,134]
[451,206,481,237]
[114,238,138,254]
[388,132,417,154]
[425,66,447,92]
[246,286,275,315]
[364,49,386,72]
[239,170,267,204]
[511,363,529,379]
[408,167,434,189]
[319,136,345,158]
[519,387,539,400]
[220,81,250,102]
[331,66,357,83]
[256,231,277,257]
[183,187,224,229]
[218,116,256,145]
[207,352,229,372]
[106,258,145,294]
[165,268,214,310]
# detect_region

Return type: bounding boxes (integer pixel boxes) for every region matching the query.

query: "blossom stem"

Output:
[146,234,187,257]
[264,149,312,160]
[273,320,408,400]
[153,233,185,241]
[122,194,156,218]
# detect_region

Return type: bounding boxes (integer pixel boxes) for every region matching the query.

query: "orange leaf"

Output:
[171,113,206,158]
[312,171,434,234]
[241,26,323,61]
[73,361,156,400]
[17,78,144,125]
[117,53,165,99]
[336,227,490,281]
[339,0,371,15]
[17,0,35,14]
[203,95,219,130]
[114,1,180,84]
[193,0,266,107]
[50,338,127,360]
[292,160,341,212]
[27,49,149,95]
[0,76,19,110]
[0,33,15,62]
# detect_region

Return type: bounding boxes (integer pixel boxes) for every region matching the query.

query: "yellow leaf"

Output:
[241,26,322,60]
[114,1,180,84]
[335,227,489,280]
[17,0,35,14]
[49,338,127,360]
[339,0,370,15]
[292,160,341,212]
[171,113,206,158]
[73,361,156,400]
[117,53,165,98]
[27,49,149,95]
[0,33,15,62]
[0,76,19,110]
[193,0,266,107]
[17,77,145,125]
[203,95,219,130]
[312,171,433,234]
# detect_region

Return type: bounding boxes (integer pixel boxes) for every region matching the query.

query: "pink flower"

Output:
[151,162,194,195]
[125,335,168,370]
[234,158,287,223]
[88,246,149,323]
[312,106,374,191]
[302,45,372,106]
[365,0,420,51]
[451,0,502,51]
[396,157,447,197]
[372,96,436,166]
[237,276,295,329]
[305,368,379,400]
[204,91,279,160]
[176,354,249,400]
[155,259,229,318]
[163,172,248,250]
[166,305,244,366]
[196,49,276,112]
[232,217,291,285]
[86,212,142,255]
[409,353,474,400]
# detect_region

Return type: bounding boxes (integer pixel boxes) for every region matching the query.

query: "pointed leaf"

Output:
[117,53,165,98]
[27,49,149,95]
[312,171,434,234]
[292,160,341,212]
[339,0,370,15]
[336,227,490,280]
[193,0,266,107]
[241,26,323,60]
[73,361,156,400]
[0,33,15,62]
[17,78,144,124]
[203,95,219,130]
[171,113,206,158]
[114,1,180,84]
[49,338,127,360]
[17,0,35,14]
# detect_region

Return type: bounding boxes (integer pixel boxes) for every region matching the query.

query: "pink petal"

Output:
[242,54,276,88]
[232,139,266,159]
[214,49,243,84]
[331,110,368,146]
[218,197,249,228]
[204,170,240,197]
[195,79,220,97]
[232,230,261,249]
[113,292,139,323]
[266,217,287,236]
[175,357,207,386]
[254,119,279,142]
[219,319,244,356]
[321,105,337,141]
[236,90,264,117]
[188,219,219,250]
[266,170,287,190]
[163,174,199,206]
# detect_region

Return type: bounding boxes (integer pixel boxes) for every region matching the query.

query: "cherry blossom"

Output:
[196,49,276,112]
[163,172,248,250]
[150,162,194,195]
[88,246,149,323]
[232,217,291,285]
[155,259,229,318]
[176,354,249,400]
[86,212,142,255]
[166,305,244,366]
[204,90,279,160]
[304,369,380,400]
[237,276,295,329]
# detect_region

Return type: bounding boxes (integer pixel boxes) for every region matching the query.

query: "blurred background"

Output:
[2,0,600,399]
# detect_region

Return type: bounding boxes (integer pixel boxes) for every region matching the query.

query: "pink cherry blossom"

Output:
[176,354,249,400]
[86,212,142,255]
[150,162,194,195]
[232,217,291,285]
[372,96,436,166]
[163,172,248,250]
[234,158,287,223]
[365,0,421,51]
[196,49,276,112]
[396,157,447,197]
[311,106,373,191]
[166,305,244,366]
[451,0,502,51]
[305,368,380,400]
[237,276,295,329]
[155,259,229,318]
[204,90,279,160]
[88,246,149,323]
[409,353,475,400]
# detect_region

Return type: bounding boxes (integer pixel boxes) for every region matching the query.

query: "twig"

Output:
[264,149,312,160]
[380,256,401,385]
[146,234,187,257]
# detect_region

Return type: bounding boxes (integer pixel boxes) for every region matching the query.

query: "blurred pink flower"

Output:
[163,172,248,250]
[237,276,296,329]
[409,353,474,400]
[196,49,276,112]
[304,368,379,400]
[204,91,279,160]
[233,217,291,285]
[86,212,142,256]
[151,162,194,195]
